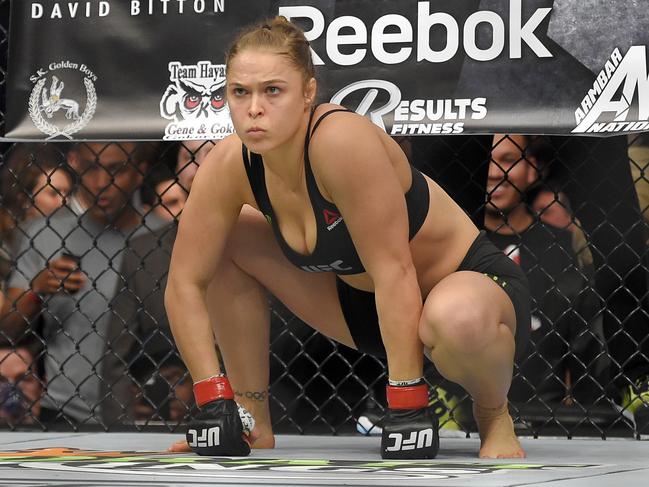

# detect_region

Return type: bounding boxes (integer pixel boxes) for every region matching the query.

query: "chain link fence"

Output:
[1,1,648,440]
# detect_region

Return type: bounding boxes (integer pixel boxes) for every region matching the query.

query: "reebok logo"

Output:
[280,1,552,67]
[323,209,343,230]
[188,427,220,448]
[385,428,435,452]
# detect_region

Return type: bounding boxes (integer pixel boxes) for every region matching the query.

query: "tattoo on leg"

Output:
[235,390,268,402]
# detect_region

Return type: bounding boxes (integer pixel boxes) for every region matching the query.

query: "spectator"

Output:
[486,134,609,407]
[1,142,161,426]
[99,140,216,422]
[175,140,215,193]
[0,143,71,256]
[103,221,180,424]
[0,143,73,356]
[531,181,593,270]
[531,185,572,230]
[140,164,187,222]
[541,135,649,434]
[628,133,649,238]
[129,354,192,422]
[27,164,74,219]
[0,335,44,425]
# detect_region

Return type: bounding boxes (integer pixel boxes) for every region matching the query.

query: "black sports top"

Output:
[242,107,430,275]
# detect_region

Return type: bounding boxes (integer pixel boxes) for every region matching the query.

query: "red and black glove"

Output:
[380,382,439,459]
[186,375,251,456]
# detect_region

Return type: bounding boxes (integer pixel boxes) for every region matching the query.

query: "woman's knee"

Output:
[419,296,497,356]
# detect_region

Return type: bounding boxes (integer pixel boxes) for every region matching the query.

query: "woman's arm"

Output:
[164,136,246,382]
[310,112,424,381]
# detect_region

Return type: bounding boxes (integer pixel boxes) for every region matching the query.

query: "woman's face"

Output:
[227,49,315,154]
[30,168,72,217]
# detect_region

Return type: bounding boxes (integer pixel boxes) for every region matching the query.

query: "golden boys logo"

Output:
[28,61,98,139]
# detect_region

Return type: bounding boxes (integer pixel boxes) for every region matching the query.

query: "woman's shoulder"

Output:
[207,133,243,160]
[313,103,358,123]
[197,134,245,174]
[190,135,248,196]
[310,103,377,143]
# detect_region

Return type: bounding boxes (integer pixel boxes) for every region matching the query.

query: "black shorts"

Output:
[337,230,531,360]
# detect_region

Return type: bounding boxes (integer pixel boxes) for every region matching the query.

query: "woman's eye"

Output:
[266,86,280,95]
[232,88,246,96]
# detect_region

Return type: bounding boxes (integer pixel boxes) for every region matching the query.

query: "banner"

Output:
[4,0,649,140]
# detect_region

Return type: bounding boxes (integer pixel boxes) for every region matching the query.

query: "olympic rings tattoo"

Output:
[235,390,268,402]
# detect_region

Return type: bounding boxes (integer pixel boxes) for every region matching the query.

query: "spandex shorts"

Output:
[336,230,531,360]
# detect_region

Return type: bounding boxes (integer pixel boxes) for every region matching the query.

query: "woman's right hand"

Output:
[166,424,274,453]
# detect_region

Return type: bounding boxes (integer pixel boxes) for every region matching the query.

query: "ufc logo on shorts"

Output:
[188,427,220,448]
[385,428,435,451]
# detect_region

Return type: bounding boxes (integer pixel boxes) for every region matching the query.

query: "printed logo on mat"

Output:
[28,61,98,139]
[160,60,234,141]
[0,448,598,481]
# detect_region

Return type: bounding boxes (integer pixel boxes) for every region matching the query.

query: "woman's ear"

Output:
[304,77,317,106]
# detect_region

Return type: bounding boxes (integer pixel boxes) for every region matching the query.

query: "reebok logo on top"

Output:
[323,209,343,231]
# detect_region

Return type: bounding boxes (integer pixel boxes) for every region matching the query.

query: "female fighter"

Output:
[165,16,529,459]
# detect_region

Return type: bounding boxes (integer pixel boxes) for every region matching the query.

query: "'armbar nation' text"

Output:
[573,46,649,134]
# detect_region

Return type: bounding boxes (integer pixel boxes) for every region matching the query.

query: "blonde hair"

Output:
[226,16,315,83]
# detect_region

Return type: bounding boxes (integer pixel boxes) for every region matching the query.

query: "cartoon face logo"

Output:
[162,73,226,120]
[160,61,234,140]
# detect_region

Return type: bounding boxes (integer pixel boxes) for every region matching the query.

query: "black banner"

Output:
[4,0,649,140]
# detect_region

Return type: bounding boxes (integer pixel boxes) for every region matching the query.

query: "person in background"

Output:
[542,134,649,435]
[487,134,609,408]
[140,164,187,222]
[103,140,216,424]
[26,164,74,220]
[0,334,44,425]
[628,133,649,239]
[175,141,215,194]
[531,181,593,270]
[1,142,159,426]
[0,144,72,257]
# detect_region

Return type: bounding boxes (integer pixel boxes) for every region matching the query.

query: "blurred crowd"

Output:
[0,134,647,436]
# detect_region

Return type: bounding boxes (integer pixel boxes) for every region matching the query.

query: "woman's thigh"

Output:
[223,205,356,348]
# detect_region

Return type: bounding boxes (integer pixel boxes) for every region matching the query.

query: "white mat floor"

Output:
[0,432,647,486]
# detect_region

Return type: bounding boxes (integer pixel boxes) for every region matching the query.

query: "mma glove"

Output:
[186,375,251,456]
[380,382,439,459]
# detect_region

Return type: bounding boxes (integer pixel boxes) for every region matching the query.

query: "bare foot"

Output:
[166,427,275,453]
[473,403,526,459]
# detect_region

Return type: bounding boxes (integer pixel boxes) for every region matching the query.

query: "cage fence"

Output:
[0,134,646,440]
